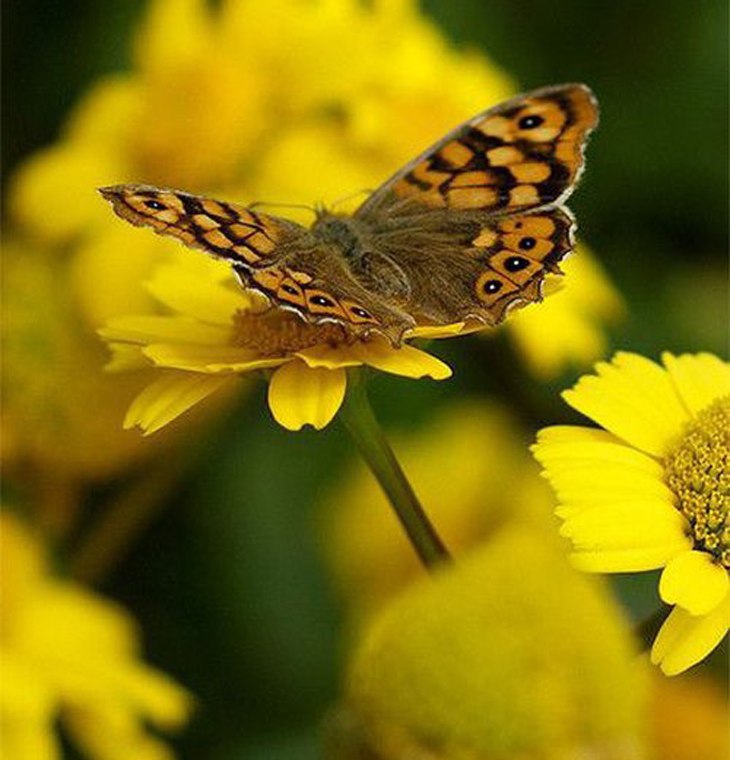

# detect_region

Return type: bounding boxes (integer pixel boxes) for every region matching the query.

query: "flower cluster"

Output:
[0,513,191,760]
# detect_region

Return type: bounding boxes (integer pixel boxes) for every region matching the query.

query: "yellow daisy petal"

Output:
[560,500,689,553]
[267,361,346,431]
[659,550,729,615]
[143,343,285,373]
[651,592,730,675]
[662,352,730,416]
[104,343,149,372]
[125,373,238,434]
[570,543,693,573]
[295,343,364,369]
[146,265,248,325]
[547,465,675,511]
[408,322,466,339]
[563,352,690,457]
[99,315,230,346]
[354,339,452,379]
[533,426,665,476]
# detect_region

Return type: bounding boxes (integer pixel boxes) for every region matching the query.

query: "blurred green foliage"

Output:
[3,1,727,758]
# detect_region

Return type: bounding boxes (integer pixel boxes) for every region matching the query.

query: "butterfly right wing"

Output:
[351,84,597,328]
[99,184,413,341]
[357,83,598,218]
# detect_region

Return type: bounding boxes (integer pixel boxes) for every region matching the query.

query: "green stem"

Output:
[339,369,451,570]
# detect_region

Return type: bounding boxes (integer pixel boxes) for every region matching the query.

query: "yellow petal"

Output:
[125,373,237,434]
[10,141,126,243]
[560,500,689,559]
[563,352,690,457]
[547,466,675,511]
[267,361,346,431]
[143,343,285,373]
[408,322,466,339]
[533,426,665,476]
[104,344,150,372]
[659,550,729,615]
[571,541,692,573]
[354,339,452,379]
[145,264,247,325]
[295,342,364,369]
[662,352,730,416]
[651,592,730,675]
[99,315,230,346]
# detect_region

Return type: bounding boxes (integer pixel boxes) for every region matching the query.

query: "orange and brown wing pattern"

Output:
[99,184,304,268]
[469,208,574,321]
[241,263,410,340]
[358,83,598,217]
[99,185,413,341]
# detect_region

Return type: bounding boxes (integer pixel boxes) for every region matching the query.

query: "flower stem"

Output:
[339,369,451,570]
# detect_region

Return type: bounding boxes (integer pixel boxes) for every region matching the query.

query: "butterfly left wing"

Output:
[99,184,415,342]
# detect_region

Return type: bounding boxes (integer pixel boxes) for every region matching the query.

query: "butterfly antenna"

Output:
[329,188,372,211]
[249,200,317,217]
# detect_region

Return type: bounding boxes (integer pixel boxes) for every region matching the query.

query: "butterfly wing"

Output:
[99,184,306,268]
[365,206,576,326]
[99,185,413,341]
[358,83,598,217]
[354,84,598,327]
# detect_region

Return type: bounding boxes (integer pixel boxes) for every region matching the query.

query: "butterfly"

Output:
[100,83,598,346]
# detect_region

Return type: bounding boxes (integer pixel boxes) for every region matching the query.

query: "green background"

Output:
[3,1,728,758]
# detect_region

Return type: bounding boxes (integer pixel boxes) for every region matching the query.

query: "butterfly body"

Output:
[100,83,598,346]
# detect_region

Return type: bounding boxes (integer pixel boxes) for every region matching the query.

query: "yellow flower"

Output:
[0,512,192,760]
[532,351,730,675]
[330,525,646,759]
[100,256,452,433]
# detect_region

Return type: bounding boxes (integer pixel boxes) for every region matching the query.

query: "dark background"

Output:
[3,2,728,758]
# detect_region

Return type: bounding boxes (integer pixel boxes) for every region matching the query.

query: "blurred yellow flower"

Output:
[0,512,192,760]
[532,351,730,675]
[320,399,556,617]
[506,246,625,378]
[1,242,177,484]
[330,525,646,759]
[99,257,452,433]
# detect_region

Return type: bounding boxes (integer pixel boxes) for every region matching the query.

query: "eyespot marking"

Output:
[504,256,531,272]
[518,114,544,130]
[519,237,537,250]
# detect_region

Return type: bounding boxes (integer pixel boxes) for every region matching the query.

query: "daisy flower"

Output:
[532,351,730,675]
[99,257,453,434]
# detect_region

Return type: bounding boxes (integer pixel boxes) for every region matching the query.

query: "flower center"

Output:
[665,395,730,568]
[232,307,353,356]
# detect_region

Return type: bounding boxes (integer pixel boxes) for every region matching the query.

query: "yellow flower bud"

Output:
[333,526,647,759]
